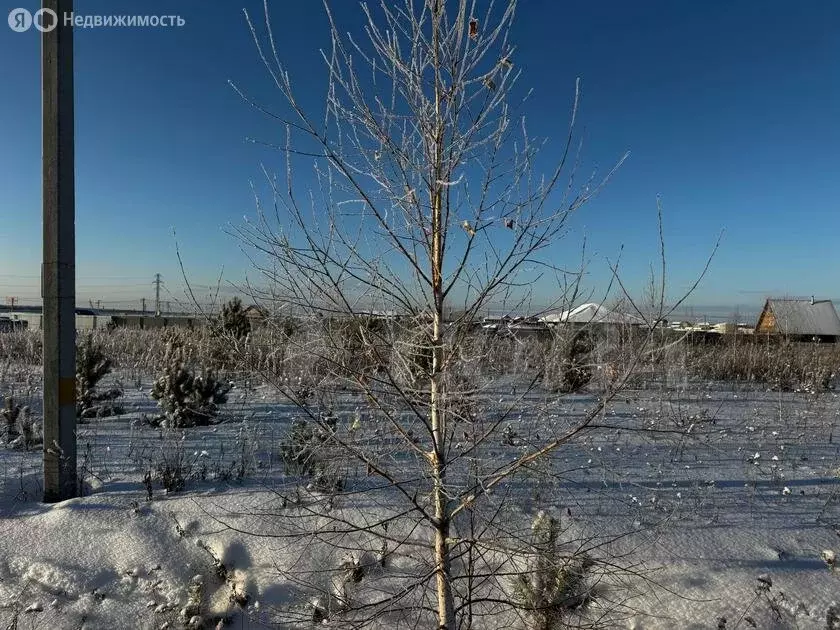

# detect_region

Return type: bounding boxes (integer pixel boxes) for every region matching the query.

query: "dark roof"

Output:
[243,305,268,317]
[763,299,840,337]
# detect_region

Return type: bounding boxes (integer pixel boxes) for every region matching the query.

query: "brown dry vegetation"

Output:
[4,324,837,394]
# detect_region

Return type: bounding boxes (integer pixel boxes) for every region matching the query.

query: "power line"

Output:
[0,274,154,280]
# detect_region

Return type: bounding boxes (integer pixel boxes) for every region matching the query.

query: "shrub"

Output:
[218,297,251,340]
[17,407,41,450]
[544,329,595,393]
[203,298,256,371]
[181,574,205,627]
[826,603,840,629]
[136,431,211,495]
[322,315,390,379]
[3,402,41,451]
[2,396,21,443]
[281,418,323,476]
[280,416,344,492]
[513,511,596,630]
[202,332,240,372]
[0,330,42,364]
[150,339,231,428]
[76,333,123,419]
[154,443,197,493]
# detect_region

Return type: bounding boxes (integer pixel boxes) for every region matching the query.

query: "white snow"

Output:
[1,368,840,628]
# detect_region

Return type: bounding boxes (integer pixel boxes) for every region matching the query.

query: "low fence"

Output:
[109,315,203,330]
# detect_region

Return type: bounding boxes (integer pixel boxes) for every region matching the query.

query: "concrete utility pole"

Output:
[42,0,77,502]
[154,273,161,316]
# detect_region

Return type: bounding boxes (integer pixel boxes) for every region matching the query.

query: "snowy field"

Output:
[2,364,840,629]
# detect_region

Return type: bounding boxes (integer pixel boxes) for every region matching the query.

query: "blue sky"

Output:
[1,0,839,315]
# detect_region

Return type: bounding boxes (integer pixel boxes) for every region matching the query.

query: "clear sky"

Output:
[1,0,839,315]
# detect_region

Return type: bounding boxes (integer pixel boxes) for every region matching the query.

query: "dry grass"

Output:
[681,335,840,391]
[3,323,840,394]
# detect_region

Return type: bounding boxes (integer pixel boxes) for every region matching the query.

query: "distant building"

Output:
[1,306,205,331]
[243,304,269,329]
[109,314,201,330]
[541,302,645,326]
[4,309,106,331]
[0,317,27,332]
[755,298,840,342]
[480,315,549,337]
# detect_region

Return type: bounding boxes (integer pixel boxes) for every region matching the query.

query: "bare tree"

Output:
[210,0,714,627]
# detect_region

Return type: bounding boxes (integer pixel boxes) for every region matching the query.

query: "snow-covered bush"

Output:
[280,415,344,492]
[512,512,596,630]
[2,395,20,443]
[394,325,433,385]
[544,330,595,393]
[76,333,123,419]
[320,315,390,380]
[826,602,840,629]
[150,338,231,428]
[218,297,251,340]
[181,574,205,627]
[0,329,42,364]
[154,439,198,493]
[199,298,253,372]
[2,401,42,451]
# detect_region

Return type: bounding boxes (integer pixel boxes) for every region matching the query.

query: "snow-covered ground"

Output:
[2,367,840,629]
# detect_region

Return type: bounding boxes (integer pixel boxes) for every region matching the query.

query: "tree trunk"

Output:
[430,269,454,625]
[429,2,456,625]
[430,167,454,628]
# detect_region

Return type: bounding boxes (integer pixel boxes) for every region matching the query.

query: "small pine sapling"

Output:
[150,339,231,428]
[280,415,344,492]
[206,298,254,370]
[6,405,41,451]
[76,333,123,419]
[558,330,595,393]
[513,511,596,630]
[2,396,21,444]
[826,603,840,629]
[181,574,204,627]
[218,297,252,340]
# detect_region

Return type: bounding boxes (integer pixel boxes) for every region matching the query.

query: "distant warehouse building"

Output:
[1,310,202,331]
[109,314,202,330]
[755,298,840,342]
[5,309,107,331]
